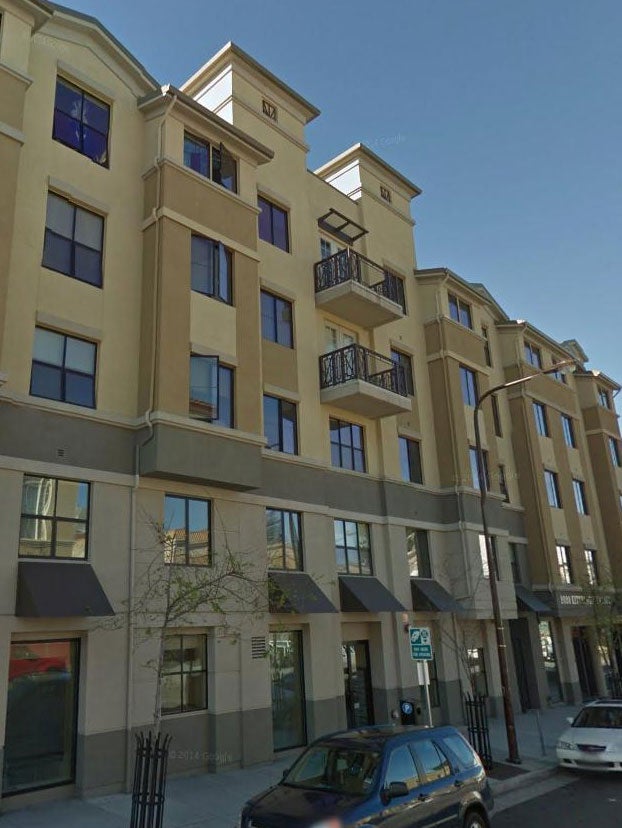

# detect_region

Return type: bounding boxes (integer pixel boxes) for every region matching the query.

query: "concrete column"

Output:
[555,620,582,704]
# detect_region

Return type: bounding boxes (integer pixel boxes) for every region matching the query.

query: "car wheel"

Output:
[463,809,487,828]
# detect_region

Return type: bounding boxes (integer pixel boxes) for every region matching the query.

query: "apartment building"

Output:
[0,0,621,807]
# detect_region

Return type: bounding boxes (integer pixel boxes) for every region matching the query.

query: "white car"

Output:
[557,699,622,771]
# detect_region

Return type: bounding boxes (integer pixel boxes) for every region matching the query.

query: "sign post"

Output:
[409,627,433,727]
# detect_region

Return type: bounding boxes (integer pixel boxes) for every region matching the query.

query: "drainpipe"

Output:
[124,90,177,790]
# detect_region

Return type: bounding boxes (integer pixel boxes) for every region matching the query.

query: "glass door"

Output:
[342,641,374,728]
[2,640,79,795]
[269,631,306,751]
[539,621,562,703]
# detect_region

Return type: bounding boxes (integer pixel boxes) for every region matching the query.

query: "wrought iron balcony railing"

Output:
[314,249,403,307]
[319,344,407,397]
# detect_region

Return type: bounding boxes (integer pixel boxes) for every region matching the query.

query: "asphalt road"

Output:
[493,771,622,827]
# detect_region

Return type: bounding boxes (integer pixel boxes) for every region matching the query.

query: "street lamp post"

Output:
[473,358,576,764]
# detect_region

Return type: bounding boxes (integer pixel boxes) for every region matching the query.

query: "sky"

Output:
[65,0,622,388]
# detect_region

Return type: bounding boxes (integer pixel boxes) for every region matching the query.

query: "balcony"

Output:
[319,344,411,418]
[314,249,404,328]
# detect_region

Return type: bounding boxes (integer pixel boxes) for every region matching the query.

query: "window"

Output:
[184,133,237,192]
[399,436,423,484]
[53,77,109,165]
[258,196,289,251]
[385,272,407,314]
[30,327,96,408]
[491,395,502,437]
[544,470,562,508]
[551,367,568,384]
[320,238,333,260]
[448,293,472,328]
[263,395,298,454]
[524,342,542,368]
[260,290,293,347]
[330,418,365,472]
[334,520,371,575]
[469,446,490,491]
[509,543,521,584]
[467,648,489,696]
[43,193,104,286]
[460,366,478,406]
[573,479,589,515]
[161,634,207,715]
[163,495,211,565]
[598,388,612,409]
[479,533,499,579]
[533,402,549,437]
[556,545,573,584]
[585,549,598,586]
[441,734,479,770]
[406,528,431,578]
[266,509,302,570]
[609,437,621,468]
[562,415,576,448]
[411,739,452,782]
[481,325,492,366]
[19,476,89,558]
[191,235,232,304]
[189,355,234,427]
[391,349,414,395]
[384,745,420,791]
[498,464,509,502]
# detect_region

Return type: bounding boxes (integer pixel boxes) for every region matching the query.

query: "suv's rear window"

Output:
[441,734,480,769]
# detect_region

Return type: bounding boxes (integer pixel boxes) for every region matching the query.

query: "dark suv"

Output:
[239,725,492,827]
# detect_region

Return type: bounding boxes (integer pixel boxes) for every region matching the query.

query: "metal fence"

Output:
[319,344,407,397]
[314,249,402,305]
[130,731,172,828]
[464,693,493,770]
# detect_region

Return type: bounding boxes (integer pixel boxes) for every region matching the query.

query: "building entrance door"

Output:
[342,641,374,728]
[572,626,598,700]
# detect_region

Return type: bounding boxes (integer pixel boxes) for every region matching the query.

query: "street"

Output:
[494,771,622,827]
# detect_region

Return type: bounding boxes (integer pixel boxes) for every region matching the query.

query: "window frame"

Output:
[609,437,621,468]
[509,542,521,584]
[469,446,490,491]
[556,544,573,585]
[533,402,549,437]
[161,633,208,716]
[572,479,589,515]
[399,436,423,484]
[385,271,407,314]
[479,533,499,580]
[183,132,237,192]
[544,469,562,508]
[524,342,542,368]
[481,325,492,366]
[334,519,372,575]
[258,195,289,252]
[391,348,414,395]
[562,415,576,448]
[598,388,612,409]
[266,508,303,571]
[448,293,472,329]
[460,365,478,407]
[19,475,90,560]
[52,76,110,167]
[498,464,509,502]
[43,192,104,287]
[30,327,97,409]
[406,527,431,578]
[163,494,211,566]
[189,355,234,428]
[260,289,294,348]
[191,234,233,305]
[263,394,298,454]
[585,549,598,586]
[330,418,366,472]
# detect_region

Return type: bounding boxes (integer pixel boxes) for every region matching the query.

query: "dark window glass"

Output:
[43,193,103,287]
[330,418,365,472]
[385,272,406,313]
[399,436,423,484]
[469,446,490,491]
[491,395,502,436]
[161,634,207,714]
[3,640,79,794]
[467,648,489,696]
[609,437,621,468]
[19,476,89,559]
[533,402,549,436]
[211,143,237,192]
[562,415,576,448]
[263,395,298,454]
[460,366,478,406]
[481,325,492,366]
[598,388,611,409]
[191,235,232,304]
[498,465,509,502]
[544,470,562,508]
[573,479,589,515]
[556,545,573,584]
[509,543,521,584]
[524,342,542,368]
[164,495,210,566]
[266,509,302,570]
[31,327,96,408]
[270,631,306,750]
[334,520,372,575]
[53,78,109,165]
[385,745,420,791]
[448,293,472,328]
[184,134,209,176]
[189,356,234,427]
[260,290,293,347]
[258,196,289,251]
[391,349,414,395]
[406,528,431,578]
[411,739,452,782]
[585,549,598,586]
[184,134,237,192]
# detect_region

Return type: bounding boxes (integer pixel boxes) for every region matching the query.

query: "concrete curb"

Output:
[490,764,559,797]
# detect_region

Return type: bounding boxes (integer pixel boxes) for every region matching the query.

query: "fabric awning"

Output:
[411,578,465,614]
[339,575,405,613]
[515,585,553,615]
[268,571,337,614]
[15,560,114,618]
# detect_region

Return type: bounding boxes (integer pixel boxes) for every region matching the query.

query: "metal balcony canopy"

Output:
[318,209,368,244]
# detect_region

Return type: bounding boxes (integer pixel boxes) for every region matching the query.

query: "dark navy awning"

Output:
[16,560,114,617]
[268,571,337,614]
[411,578,465,614]
[339,575,405,613]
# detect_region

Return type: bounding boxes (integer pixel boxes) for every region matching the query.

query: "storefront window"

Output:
[539,621,563,703]
[2,640,79,795]
[269,631,306,751]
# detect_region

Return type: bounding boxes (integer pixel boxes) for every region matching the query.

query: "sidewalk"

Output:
[0,706,579,827]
